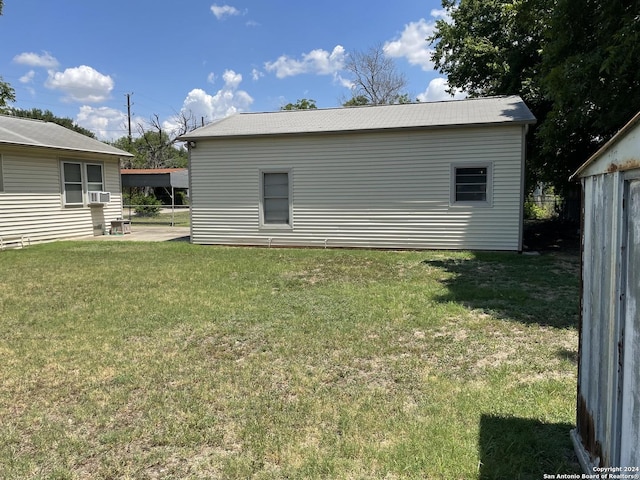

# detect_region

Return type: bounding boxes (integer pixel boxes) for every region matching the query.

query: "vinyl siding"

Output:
[190,126,525,250]
[0,148,123,244]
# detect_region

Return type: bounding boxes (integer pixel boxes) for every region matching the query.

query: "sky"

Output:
[0,1,465,142]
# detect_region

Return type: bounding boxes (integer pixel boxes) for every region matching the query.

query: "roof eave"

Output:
[178,118,537,142]
[570,110,640,181]
[0,140,134,157]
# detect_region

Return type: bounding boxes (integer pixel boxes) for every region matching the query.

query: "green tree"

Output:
[430,0,640,205]
[538,0,640,188]
[0,76,16,113]
[343,95,370,107]
[9,108,96,137]
[281,98,317,110]
[429,0,553,194]
[343,44,409,105]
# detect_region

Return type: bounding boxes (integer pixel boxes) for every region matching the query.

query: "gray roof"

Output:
[0,115,133,157]
[180,95,536,140]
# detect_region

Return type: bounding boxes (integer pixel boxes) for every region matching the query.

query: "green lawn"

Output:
[123,209,191,227]
[0,242,581,479]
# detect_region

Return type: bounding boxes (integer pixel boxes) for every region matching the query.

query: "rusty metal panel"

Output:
[620,178,640,466]
[576,173,625,467]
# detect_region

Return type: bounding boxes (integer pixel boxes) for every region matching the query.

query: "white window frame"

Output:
[60,160,105,207]
[450,162,493,207]
[85,162,105,193]
[259,168,293,229]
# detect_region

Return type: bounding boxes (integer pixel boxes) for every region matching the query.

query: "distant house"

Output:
[179,96,536,250]
[570,111,640,469]
[0,115,133,245]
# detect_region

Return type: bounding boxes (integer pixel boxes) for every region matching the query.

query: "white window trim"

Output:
[259,168,293,229]
[60,160,105,207]
[450,162,493,207]
[85,162,105,193]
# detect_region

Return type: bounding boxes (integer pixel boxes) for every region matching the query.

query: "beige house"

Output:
[180,96,536,251]
[0,115,133,246]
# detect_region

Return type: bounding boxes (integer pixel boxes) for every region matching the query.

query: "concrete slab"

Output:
[78,225,190,242]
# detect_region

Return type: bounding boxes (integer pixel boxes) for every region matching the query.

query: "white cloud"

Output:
[175,69,253,128]
[384,18,437,71]
[19,70,35,84]
[207,72,216,84]
[417,77,467,102]
[222,69,242,89]
[45,65,114,103]
[76,105,128,141]
[264,45,346,78]
[13,51,59,69]
[251,68,264,81]
[210,4,241,19]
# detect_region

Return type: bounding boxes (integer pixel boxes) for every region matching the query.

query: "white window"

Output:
[61,161,104,206]
[260,170,292,228]
[451,163,492,206]
[0,155,4,193]
[86,163,104,193]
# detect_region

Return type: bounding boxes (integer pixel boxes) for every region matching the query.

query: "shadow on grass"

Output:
[423,253,579,329]
[479,415,581,479]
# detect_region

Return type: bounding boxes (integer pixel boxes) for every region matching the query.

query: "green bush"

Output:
[128,192,161,217]
[524,201,545,220]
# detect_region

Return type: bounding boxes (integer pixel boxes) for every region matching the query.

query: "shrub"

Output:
[129,192,161,217]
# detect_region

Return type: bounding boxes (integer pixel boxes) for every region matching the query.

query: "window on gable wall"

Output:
[261,170,291,227]
[61,161,104,206]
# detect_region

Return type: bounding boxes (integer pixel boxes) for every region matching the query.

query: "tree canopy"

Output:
[430,0,640,202]
[281,98,317,110]
[343,44,409,106]
[0,76,16,113]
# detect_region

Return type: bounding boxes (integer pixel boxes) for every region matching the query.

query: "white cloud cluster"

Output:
[172,69,253,130]
[383,17,438,71]
[210,4,241,20]
[264,45,346,78]
[13,51,59,69]
[45,65,114,103]
[417,77,467,102]
[76,106,128,141]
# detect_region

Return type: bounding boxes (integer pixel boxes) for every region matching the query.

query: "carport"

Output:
[120,168,189,225]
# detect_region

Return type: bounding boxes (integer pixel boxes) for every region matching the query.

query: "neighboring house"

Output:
[179,96,536,250]
[569,111,640,469]
[0,115,133,245]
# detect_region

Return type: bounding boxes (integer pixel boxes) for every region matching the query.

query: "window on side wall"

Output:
[451,163,492,206]
[86,163,104,193]
[61,161,104,206]
[261,170,292,228]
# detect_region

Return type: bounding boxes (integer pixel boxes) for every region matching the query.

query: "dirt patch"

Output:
[523,219,580,252]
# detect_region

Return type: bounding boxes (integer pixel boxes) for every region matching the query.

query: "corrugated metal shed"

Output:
[179,95,535,140]
[571,111,640,470]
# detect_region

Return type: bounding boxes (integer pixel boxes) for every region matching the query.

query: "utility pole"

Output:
[125,93,133,144]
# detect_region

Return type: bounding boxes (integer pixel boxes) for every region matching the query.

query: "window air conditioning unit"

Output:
[88,191,111,204]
